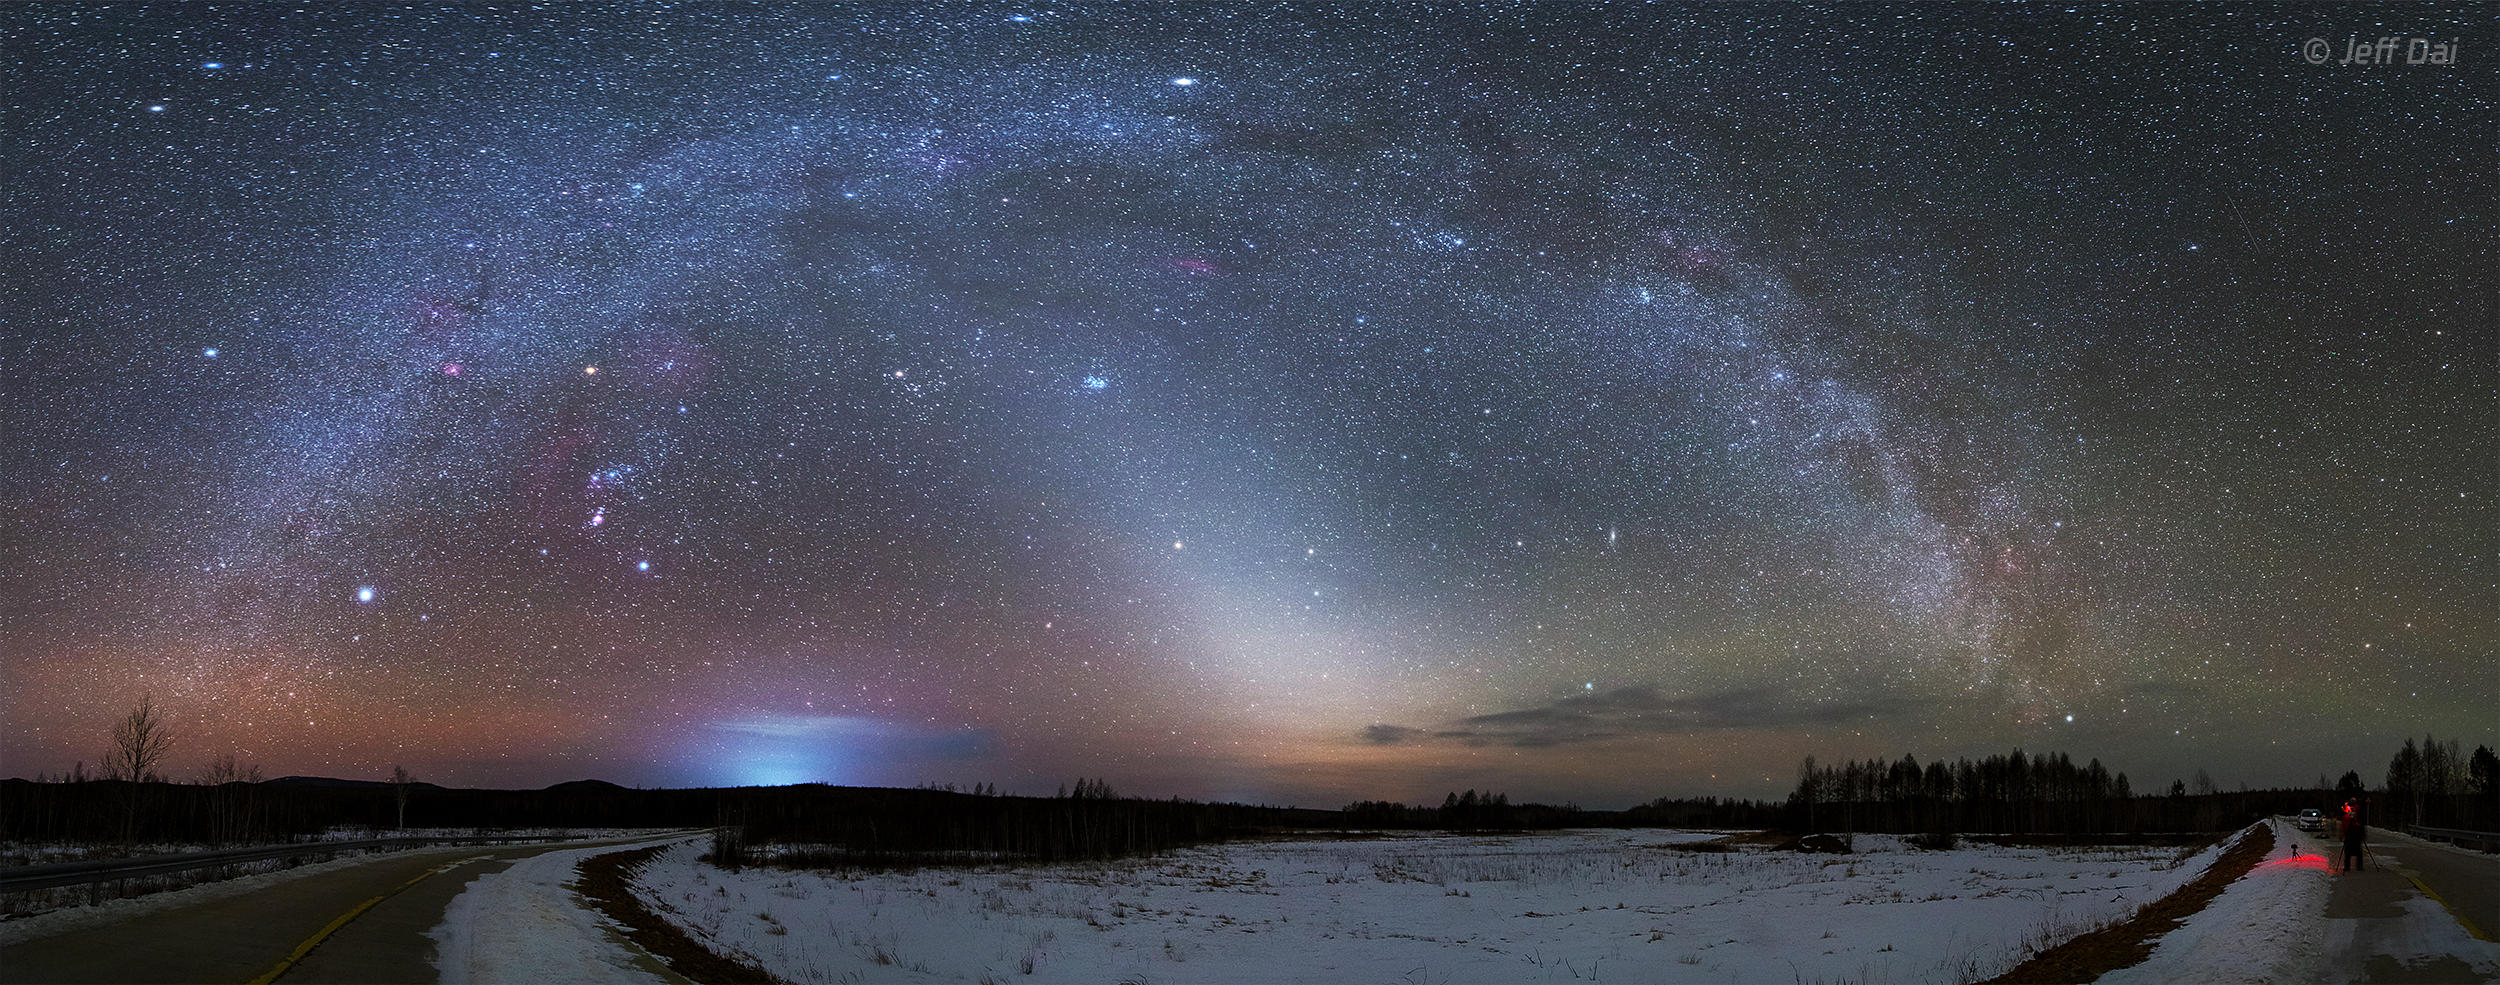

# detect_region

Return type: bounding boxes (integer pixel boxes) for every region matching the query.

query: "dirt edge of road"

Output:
[576,844,783,985]
[1982,821,2274,985]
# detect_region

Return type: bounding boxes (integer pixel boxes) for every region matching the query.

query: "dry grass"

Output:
[574,844,786,984]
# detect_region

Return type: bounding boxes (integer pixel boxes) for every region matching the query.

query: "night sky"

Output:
[4,4,2491,807]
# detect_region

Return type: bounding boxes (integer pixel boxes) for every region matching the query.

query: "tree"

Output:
[1796,755,1820,832]
[2387,738,2423,827]
[391,765,414,829]
[2472,746,2500,794]
[2470,745,2500,829]
[202,754,264,845]
[199,752,262,785]
[107,697,175,783]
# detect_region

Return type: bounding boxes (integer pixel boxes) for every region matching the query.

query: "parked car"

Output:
[2296,808,2324,831]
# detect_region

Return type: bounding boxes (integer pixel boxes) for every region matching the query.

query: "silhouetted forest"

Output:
[0,777,722,845]
[2380,735,2499,830]
[1781,735,2498,836]
[720,782,1341,867]
[6,733,2488,860]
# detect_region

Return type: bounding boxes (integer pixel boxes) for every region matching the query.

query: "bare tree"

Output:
[200,753,264,844]
[391,765,414,829]
[104,698,175,841]
[106,697,175,783]
[199,752,262,785]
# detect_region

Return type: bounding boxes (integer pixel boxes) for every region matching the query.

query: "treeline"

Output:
[1787,749,2321,835]
[1340,790,1578,830]
[0,777,721,845]
[1786,737,2499,836]
[2381,734,2498,830]
[724,783,1339,867]
[1621,794,1786,829]
[1341,792,1782,831]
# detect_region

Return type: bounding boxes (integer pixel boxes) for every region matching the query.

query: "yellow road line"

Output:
[245,857,477,985]
[2393,865,2496,943]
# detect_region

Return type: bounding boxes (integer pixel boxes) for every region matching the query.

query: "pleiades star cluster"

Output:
[4,3,2490,806]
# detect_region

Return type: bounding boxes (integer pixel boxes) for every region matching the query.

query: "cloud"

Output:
[1361,686,1914,748]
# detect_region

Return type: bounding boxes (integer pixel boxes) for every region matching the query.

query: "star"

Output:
[4,1,2483,809]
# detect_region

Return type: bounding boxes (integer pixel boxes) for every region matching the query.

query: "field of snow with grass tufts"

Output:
[625,829,2232,985]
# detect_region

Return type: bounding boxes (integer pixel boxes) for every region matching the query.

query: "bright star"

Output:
[355,586,376,604]
[147,104,166,112]
[1173,540,1185,550]
[201,62,223,69]
[202,347,219,358]
[583,365,599,375]
[1170,77,1197,86]
[637,560,651,572]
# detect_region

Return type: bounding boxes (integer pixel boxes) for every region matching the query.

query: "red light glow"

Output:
[2265,852,2333,872]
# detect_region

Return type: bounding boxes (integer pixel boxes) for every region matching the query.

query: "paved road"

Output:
[0,838,666,984]
[2283,821,2500,984]
[2373,828,2500,943]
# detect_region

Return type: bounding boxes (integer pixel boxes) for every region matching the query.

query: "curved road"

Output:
[0,838,677,985]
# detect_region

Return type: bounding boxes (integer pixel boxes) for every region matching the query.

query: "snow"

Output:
[2334,895,2500,981]
[2097,820,2331,985]
[429,837,690,985]
[2097,819,2500,985]
[628,829,2233,985]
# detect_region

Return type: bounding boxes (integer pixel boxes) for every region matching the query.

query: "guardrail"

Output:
[2407,824,2500,853]
[0,835,567,893]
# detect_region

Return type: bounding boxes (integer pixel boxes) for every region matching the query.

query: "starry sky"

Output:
[4,3,2491,807]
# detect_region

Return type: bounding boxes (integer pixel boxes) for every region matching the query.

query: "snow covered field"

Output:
[629,829,2232,985]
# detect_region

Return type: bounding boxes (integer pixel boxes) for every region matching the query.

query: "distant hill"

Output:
[257,775,632,794]
[542,778,630,794]
[263,775,449,791]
